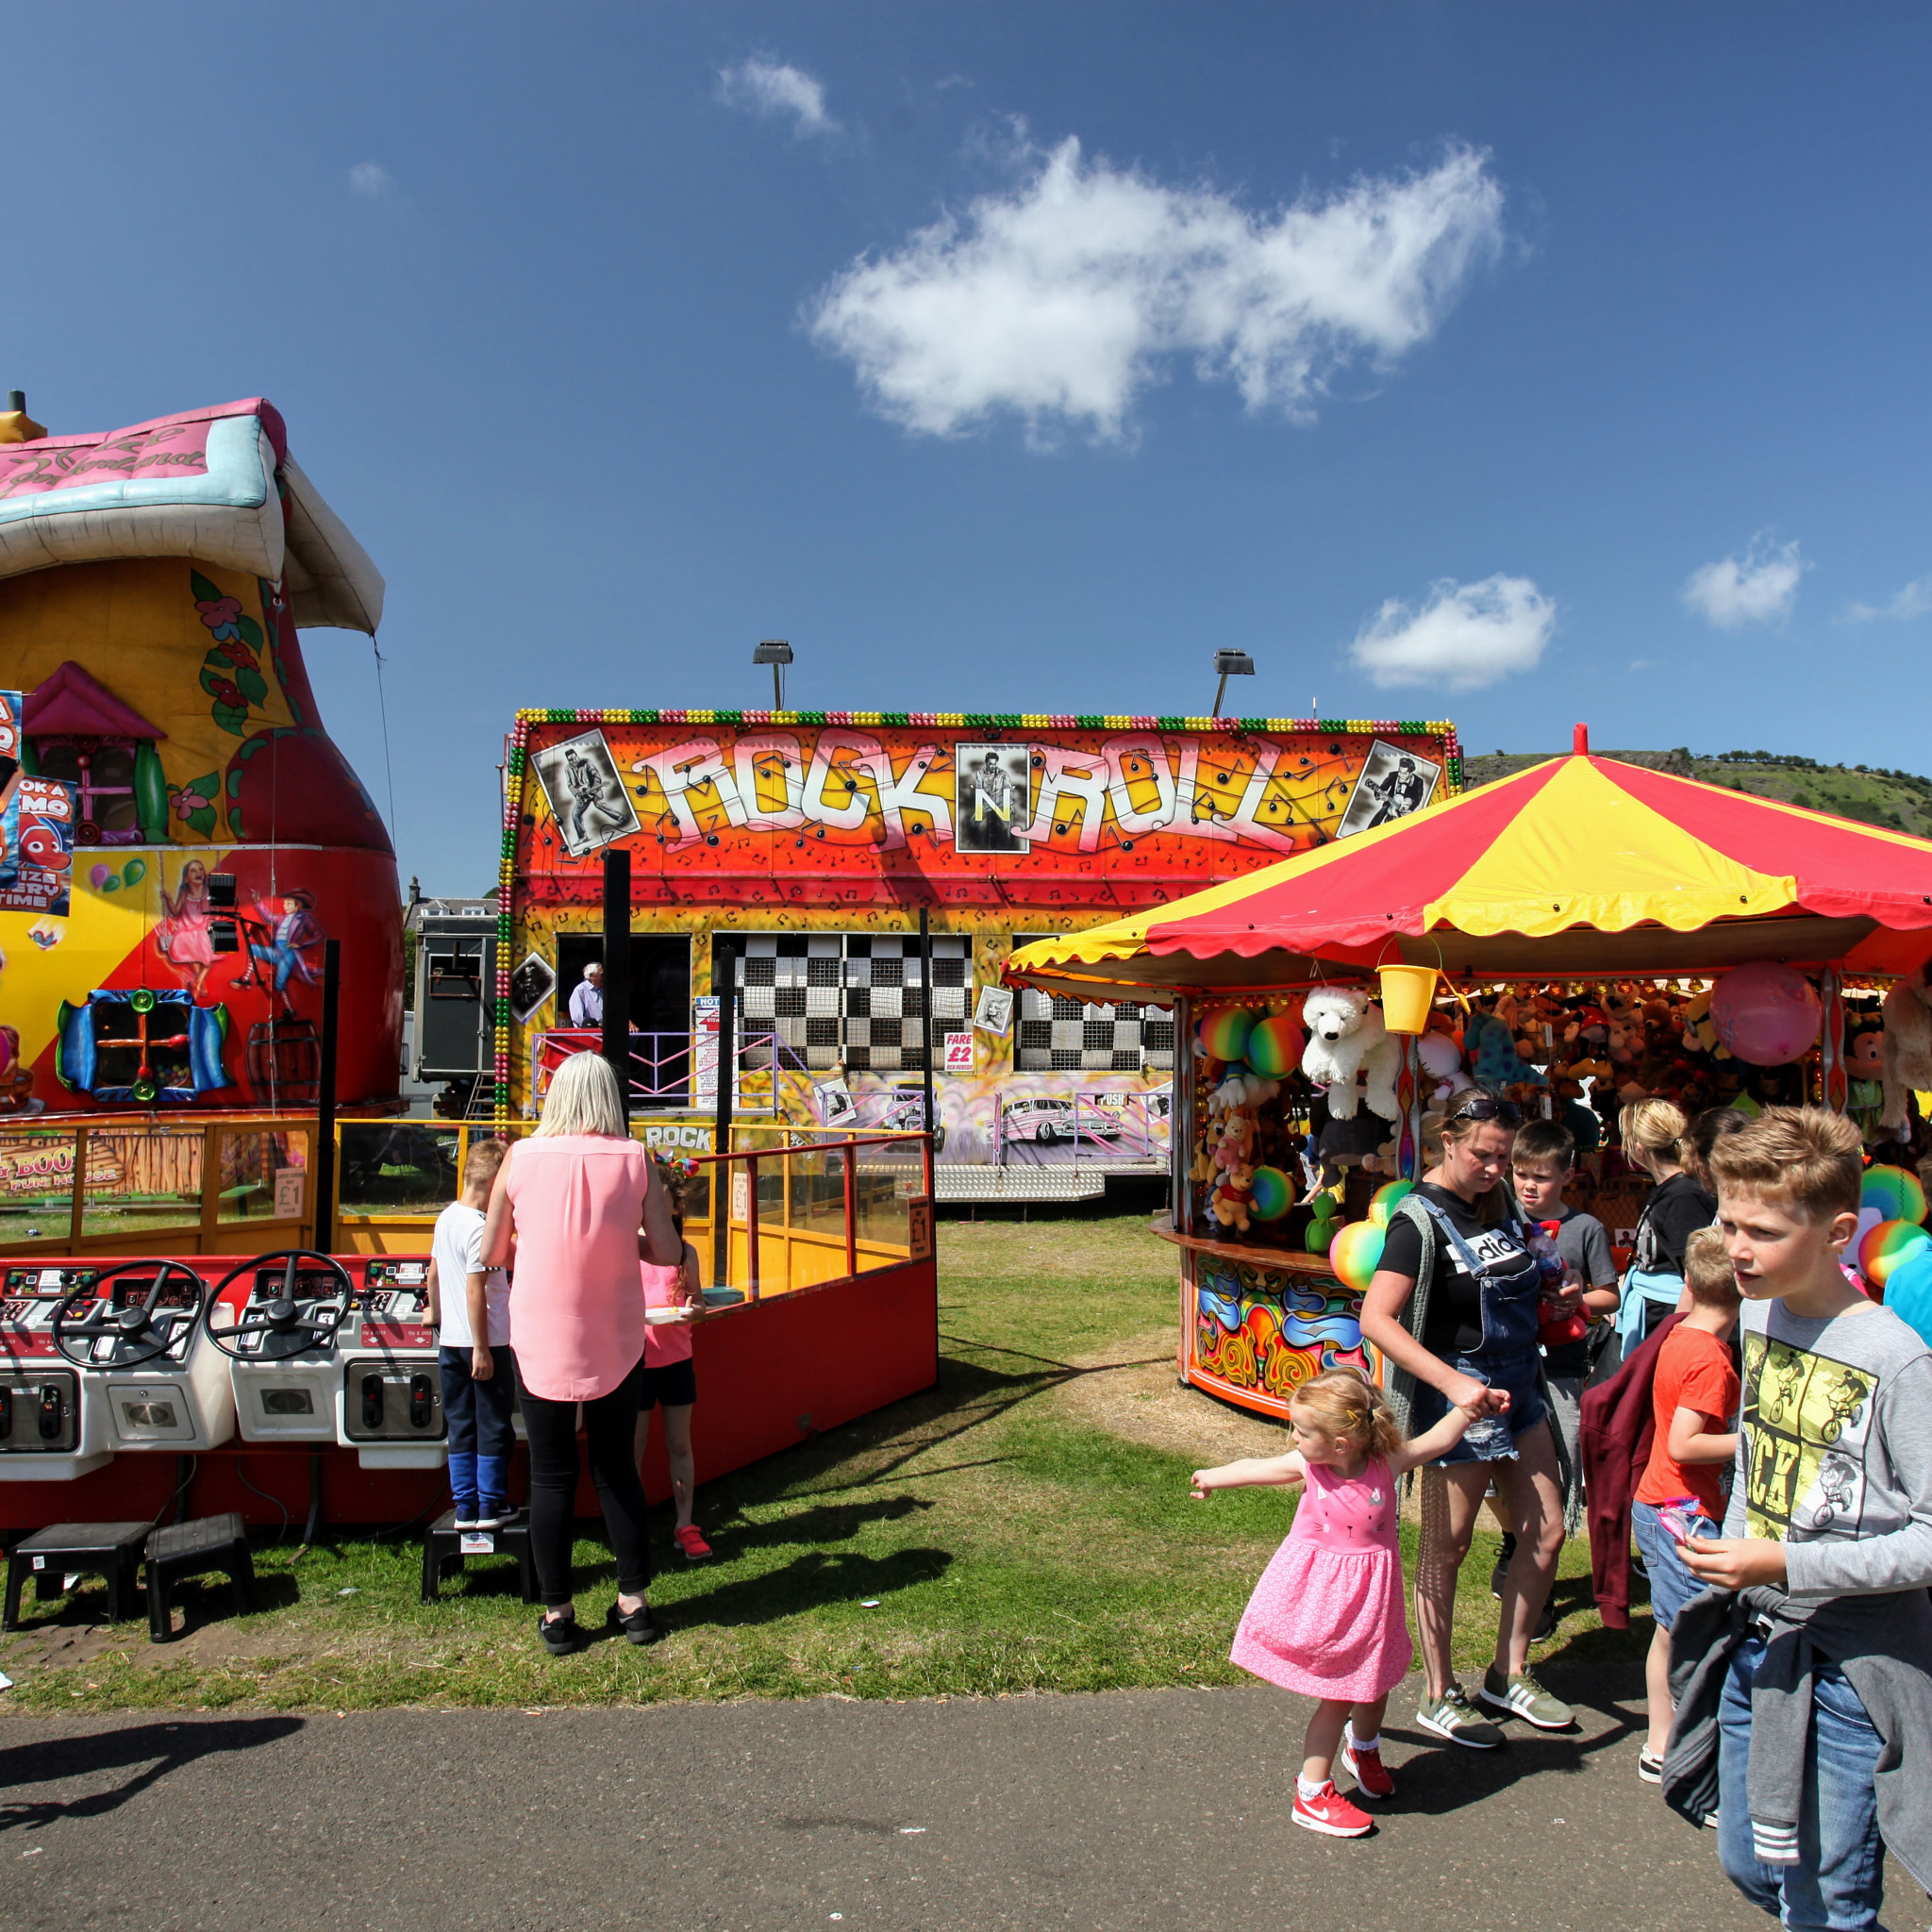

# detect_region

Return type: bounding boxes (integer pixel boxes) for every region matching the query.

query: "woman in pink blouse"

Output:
[482,1051,684,1653]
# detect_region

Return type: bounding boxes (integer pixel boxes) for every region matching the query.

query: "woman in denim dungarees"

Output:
[1360,1096,1584,1747]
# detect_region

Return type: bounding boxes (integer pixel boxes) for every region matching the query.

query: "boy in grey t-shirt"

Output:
[1682,1108,1932,1924]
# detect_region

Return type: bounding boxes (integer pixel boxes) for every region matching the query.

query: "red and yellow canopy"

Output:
[1008,736,1932,1000]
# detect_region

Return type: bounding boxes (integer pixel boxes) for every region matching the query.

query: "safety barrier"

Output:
[0,1116,932,1292]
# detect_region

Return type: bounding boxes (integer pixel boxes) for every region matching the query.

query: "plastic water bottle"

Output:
[1532,1220,1587,1347]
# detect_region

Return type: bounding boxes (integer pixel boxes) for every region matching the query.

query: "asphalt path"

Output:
[2,1665,1923,1932]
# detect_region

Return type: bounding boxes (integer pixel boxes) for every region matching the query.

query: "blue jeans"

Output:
[1631,1500,1718,1630]
[1717,1634,1886,1930]
[1410,1346,1547,1464]
[441,1345,519,1513]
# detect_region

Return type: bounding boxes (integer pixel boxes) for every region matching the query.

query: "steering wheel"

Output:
[51,1260,208,1370]
[203,1250,357,1359]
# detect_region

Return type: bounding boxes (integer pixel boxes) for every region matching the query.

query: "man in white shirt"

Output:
[568,961,604,1029]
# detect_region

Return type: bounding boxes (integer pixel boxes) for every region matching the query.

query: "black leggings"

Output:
[519,1354,654,1608]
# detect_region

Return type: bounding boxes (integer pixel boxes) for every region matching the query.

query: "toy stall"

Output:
[1007,727,1932,1421]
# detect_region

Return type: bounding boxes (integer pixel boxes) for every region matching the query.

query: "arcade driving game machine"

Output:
[0,391,455,1537]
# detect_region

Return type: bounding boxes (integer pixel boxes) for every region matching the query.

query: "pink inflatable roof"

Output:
[0,399,289,500]
[0,398,383,633]
[23,660,165,739]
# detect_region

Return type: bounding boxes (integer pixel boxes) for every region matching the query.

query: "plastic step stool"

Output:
[4,1522,152,1630]
[145,1513,255,1642]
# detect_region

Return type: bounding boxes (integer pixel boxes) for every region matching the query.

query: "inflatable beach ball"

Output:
[1708,964,1821,1067]
[1330,1220,1386,1294]
[1198,1008,1254,1065]
[1369,1179,1415,1226]
[1245,1013,1306,1081]
[1859,1218,1930,1291]
[1862,1163,1928,1228]
[1248,1165,1293,1222]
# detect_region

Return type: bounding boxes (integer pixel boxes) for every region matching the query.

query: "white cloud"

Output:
[808,136,1504,442]
[347,161,395,199]
[717,57,839,137]
[1681,534,1807,629]
[1349,575,1556,690]
[1842,575,1932,624]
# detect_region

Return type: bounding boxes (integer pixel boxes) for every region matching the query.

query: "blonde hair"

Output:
[1683,1225,1741,1308]
[1289,1368,1403,1460]
[1708,1105,1861,1224]
[534,1050,628,1140]
[1619,1098,1688,1176]
[462,1136,508,1191]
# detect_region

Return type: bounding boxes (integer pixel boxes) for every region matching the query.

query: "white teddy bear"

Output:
[1301,986,1401,1122]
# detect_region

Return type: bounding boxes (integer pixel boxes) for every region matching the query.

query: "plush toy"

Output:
[1463,1006,1524,1092]
[1301,987,1399,1121]
[1511,1034,1551,1089]
[1679,989,1724,1057]
[1881,959,1932,1133]
[1208,1108,1257,1231]
[1847,1026,1887,1138]
[1305,1189,1343,1253]
[1416,1029,1465,1100]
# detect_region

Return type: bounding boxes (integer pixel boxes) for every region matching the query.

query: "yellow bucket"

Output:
[1378,963,1438,1035]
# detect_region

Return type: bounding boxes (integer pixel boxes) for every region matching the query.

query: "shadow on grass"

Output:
[630,1547,954,1639]
[0,1716,303,1829]
[710,1350,1078,1504]
[694,1495,937,1557]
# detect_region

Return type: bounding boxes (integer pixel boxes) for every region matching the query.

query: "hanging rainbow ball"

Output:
[1369,1180,1415,1226]
[1330,1220,1387,1294]
[1859,1217,1931,1291]
[1862,1164,1927,1228]
[1198,1008,1254,1064]
[1244,1014,1305,1081]
[1248,1165,1293,1222]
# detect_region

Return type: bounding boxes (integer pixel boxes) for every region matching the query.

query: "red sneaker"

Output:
[1291,1781,1374,1838]
[674,1523,712,1561]
[1341,1738,1395,1800]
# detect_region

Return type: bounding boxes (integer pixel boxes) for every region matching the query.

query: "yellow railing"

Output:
[0,1115,932,1293]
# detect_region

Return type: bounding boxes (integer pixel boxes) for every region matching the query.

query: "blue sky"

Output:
[6,5,1931,888]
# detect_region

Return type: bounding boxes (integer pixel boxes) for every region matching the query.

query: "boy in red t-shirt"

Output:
[1633,1225,1740,1780]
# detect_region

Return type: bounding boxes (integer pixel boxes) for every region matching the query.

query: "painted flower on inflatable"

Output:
[195,594,244,641]
[191,570,274,735]
[172,784,213,823]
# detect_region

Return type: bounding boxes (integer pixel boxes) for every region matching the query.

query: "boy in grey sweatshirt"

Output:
[1678,1108,1932,1929]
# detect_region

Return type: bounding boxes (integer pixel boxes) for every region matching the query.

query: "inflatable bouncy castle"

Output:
[0,393,401,1113]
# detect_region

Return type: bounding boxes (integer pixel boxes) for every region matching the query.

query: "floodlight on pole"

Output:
[753,639,793,710]
[1211,648,1255,718]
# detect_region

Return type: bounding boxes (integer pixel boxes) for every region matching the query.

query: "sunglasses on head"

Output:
[1447,1094,1524,1126]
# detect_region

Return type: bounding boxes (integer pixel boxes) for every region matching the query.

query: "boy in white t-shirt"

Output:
[427,1138,515,1530]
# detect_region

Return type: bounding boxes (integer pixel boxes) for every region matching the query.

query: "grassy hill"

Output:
[1458,747,1932,837]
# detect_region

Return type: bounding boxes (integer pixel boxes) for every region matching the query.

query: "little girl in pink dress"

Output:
[1192,1368,1481,1839]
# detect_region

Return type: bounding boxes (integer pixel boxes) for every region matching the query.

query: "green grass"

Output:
[0,1211,1644,1712]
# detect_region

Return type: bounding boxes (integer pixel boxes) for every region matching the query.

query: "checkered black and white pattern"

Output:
[1012,935,1175,1074]
[737,933,971,1072]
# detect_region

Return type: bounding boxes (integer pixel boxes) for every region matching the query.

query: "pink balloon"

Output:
[1710,963,1821,1066]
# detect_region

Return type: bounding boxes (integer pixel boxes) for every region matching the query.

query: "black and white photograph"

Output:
[812,1075,857,1127]
[531,727,641,857]
[972,982,1015,1036]
[1336,739,1442,839]
[508,951,558,1026]
[953,742,1031,854]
